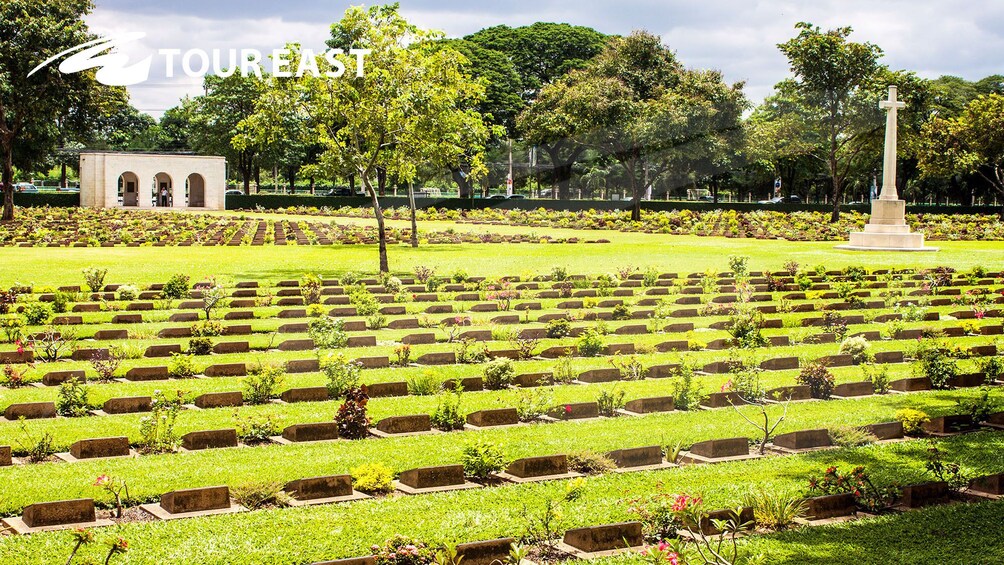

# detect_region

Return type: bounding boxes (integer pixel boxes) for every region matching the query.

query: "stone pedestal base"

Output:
[836,199,937,252]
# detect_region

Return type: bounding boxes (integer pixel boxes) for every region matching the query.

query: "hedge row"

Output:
[11,191,1002,215]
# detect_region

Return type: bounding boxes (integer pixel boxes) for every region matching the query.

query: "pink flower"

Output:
[564,405,572,414]
[94,475,110,487]
[720,379,733,392]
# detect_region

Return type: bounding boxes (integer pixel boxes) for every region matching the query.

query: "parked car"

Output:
[14,182,38,193]
[696,195,714,202]
[488,194,507,199]
[225,189,244,196]
[507,194,526,200]
[758,195,801,204]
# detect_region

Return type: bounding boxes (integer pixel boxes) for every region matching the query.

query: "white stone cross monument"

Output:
[838,86,936,251]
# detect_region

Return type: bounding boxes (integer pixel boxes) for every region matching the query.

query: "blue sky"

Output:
[86,0,1004,118]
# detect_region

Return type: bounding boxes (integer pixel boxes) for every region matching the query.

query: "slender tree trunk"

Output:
[450,167,472,198]
[408,182,418,248]
[829,154,841,222]
[363,172,389,273]
[60,163,67,190]
[287,167,297,194]
[254,162,261,191]
[349,175,356,194]
[309,176,315,195]
[1,148,13,222]
[377,167,386,197]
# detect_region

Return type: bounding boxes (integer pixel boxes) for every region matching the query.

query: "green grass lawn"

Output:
[2,210,1003,563]
[0,432,1001,565]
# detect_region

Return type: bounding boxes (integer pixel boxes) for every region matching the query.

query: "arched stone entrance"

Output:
[187,173,206,207]
[154,172,173,207]
[118,172,140,206]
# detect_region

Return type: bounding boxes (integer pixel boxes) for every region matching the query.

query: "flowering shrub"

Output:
[371,535,433,565]
[56,377,91,417]
[896,408,931,436]
[482,357,515,390]
[94,474,130,518]
[807,465,899,513]
[138,390,185,453]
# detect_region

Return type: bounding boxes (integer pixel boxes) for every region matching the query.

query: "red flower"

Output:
[564,405,572,414]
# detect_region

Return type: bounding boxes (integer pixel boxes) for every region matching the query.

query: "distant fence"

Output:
[10,191,1001,215]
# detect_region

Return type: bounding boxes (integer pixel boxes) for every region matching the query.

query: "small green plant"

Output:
[308,316,349,348]
[51,290,71,313]
[924,440,970,492]
[373,535,433,565]
[351,462,394,494]
[187,336,213,356]
[162,273,191,299]
[168,353,197,378]
[15,418,55,463]
[896,408,930,436]
[64,525,95,564]
[567,451,616,475]
[978,356,1004,382]
[82,267,108,293]
[595,386,626,417]
[839,335,871,363]
[90,349,123,381]
[23,302,52,325]
[190,321,224,338]
[307,303,326,317]
[550,266,568,281]
[862,363,890,394]
[323,353,362,398]
[669,363,706,410]
[482,357,515,390]
[234,411,283,445]
[829,426,878,448]
[576,329,604,357]
[741,487,806,531]
[515,386,553,422]
[349,286,379,316]
[407,371,442,396]
[958,386,998,424]
[199,277,226,320]
[300,273,323,305]
[231,480,291,509]
[393,344,412,366]
[553,355,576,384]
[430,389,465,431]
[243,363,285,404]
[455,338,488,364]
[56,377,91,417]
[1,313,25,343]
[913,340,959,389]
[368,313,387,329]
[138,390,186,453]
[461,439,507,480]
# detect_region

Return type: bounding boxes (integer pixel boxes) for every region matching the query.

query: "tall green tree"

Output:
[777,22,885,221]
[0,0,117,220]
[919,93,1004,212]
[466,23,608,101]
[538,31,746,220]
[189,74,265,193]
[246,4,494,272]
[471,23,608,200]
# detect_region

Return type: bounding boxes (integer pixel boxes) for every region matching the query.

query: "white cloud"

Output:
[86,0,1004,119]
